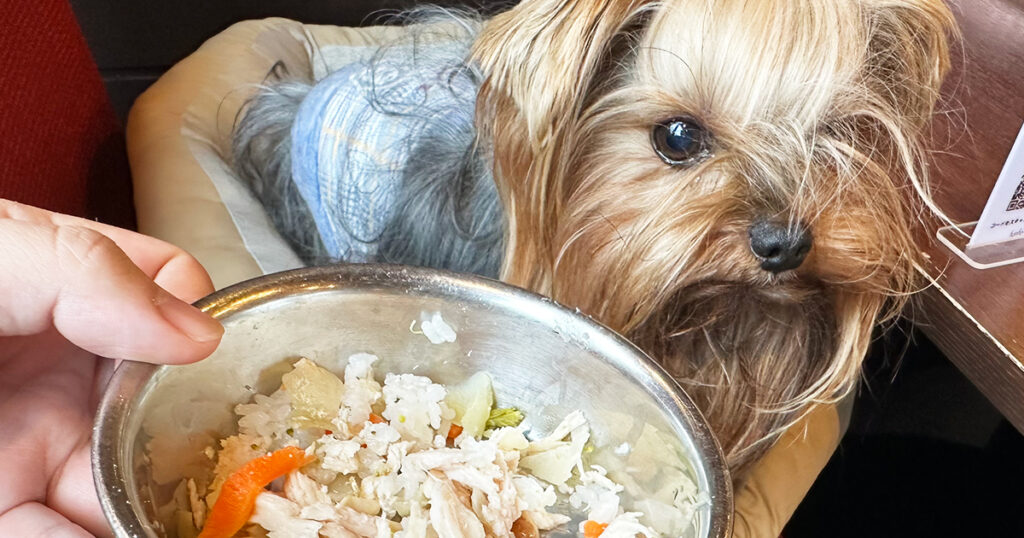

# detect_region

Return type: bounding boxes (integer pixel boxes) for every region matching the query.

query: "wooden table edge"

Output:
[914,263,1024,434]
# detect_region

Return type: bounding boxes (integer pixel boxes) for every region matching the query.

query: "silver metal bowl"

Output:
[92,264,732,537]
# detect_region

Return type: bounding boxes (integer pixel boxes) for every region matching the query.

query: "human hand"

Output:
[0,200,224,537]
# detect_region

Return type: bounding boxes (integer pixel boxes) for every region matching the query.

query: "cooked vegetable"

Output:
[447,423,464,441]
[443,372,493,438]
[520,412,590,485]
[486,407,525,429]
[583,520,609,537]
[281,358,344,430]
[198,446,312,538]
[369,413,386,424]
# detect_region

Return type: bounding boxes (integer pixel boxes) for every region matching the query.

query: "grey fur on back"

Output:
[231,65,328,262]
[230,12,503,278]
[374,70,503,279]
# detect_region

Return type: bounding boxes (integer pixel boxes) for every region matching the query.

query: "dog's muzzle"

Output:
[748,219,812,273]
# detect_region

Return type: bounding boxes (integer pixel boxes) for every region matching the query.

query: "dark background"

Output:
[67,1,1022,536]
[68,0,508,121]
[786,324,1024,537]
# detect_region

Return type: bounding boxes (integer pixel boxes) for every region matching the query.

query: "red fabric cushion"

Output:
[0,0,133,228]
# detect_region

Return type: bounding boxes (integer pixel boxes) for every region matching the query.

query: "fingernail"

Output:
[156,295,224,343]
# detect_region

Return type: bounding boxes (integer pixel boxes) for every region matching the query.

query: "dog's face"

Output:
[474,0,955,477]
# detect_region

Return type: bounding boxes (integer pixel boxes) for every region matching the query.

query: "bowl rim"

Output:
[92,263,733,537]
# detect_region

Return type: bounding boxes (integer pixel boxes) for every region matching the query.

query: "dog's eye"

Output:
[651,117,710,166]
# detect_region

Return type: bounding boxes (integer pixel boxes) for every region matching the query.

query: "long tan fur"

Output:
[473,0,957,481]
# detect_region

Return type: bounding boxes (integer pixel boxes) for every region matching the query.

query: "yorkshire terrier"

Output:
[232,0,957,482]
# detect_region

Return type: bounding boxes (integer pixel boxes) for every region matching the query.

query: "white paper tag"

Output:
[968,121,1024,249]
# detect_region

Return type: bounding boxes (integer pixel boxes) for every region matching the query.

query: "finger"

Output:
[0,502,94,538]
[48,445,111,538]
[0,220,223,364]
[0,199,214,302]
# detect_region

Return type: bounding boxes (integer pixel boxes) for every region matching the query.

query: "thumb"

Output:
[0,219,223,364]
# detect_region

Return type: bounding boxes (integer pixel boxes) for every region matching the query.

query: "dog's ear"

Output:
[473,0,653,288]
[473,0,650,147]
[864,0,957,130]
[846,0,957,222]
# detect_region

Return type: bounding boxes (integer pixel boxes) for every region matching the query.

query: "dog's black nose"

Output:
[748,220,812,273]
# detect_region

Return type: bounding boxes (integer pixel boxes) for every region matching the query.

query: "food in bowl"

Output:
[96,268,728,538]
[160,349,700,538]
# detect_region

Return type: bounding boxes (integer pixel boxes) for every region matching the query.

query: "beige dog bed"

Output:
[126,18,848,537]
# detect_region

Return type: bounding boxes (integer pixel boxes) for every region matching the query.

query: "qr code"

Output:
[1007,176,1024,211]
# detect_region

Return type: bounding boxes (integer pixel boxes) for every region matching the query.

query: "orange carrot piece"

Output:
[447,423,464,441]
[369,413,385,424]
[583,520,608,538]
[198,446,312,538]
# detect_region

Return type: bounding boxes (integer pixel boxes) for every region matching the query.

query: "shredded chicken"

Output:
[423,472,487,538]
[330,506,384,537]
[186,478,206,529]
[285,470,333,507]
[249,493,322,538]
[511,514,540,538]
[319,522,360,538]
